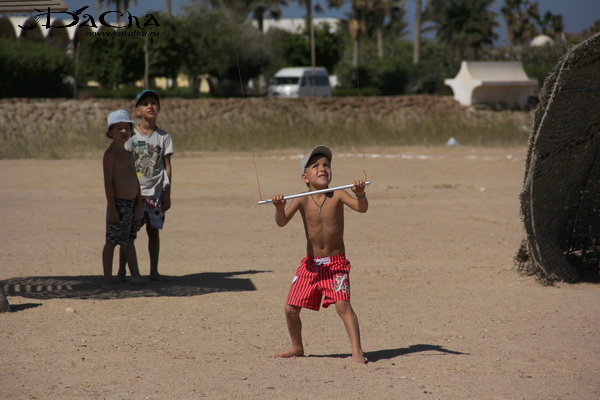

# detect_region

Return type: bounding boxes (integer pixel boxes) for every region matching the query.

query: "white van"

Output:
[268,67,332,98]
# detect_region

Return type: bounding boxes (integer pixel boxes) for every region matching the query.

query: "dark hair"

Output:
[106,122,134,138]
[306,153,330,168]
[135,89,161,107]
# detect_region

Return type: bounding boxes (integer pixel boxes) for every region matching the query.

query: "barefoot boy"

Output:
[122,90,174,281]
[270,145,368,364]
[102,110,144,288]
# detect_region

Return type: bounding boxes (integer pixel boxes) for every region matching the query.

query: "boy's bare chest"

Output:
[111,150,136,174]
[303,197,343,224]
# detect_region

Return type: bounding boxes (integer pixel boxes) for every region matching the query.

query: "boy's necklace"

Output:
[310,194,327,214]
[137,124,155,135]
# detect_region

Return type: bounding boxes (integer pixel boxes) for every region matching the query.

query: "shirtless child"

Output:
[102,110,144,288]
[270,145,368,364]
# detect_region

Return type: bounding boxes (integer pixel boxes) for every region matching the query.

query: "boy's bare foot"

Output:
[150,273,170,282]
[352,351,367,364]
[114,276,126,283]
[274,347,304,358]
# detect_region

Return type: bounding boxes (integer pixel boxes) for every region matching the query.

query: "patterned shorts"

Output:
[140,196,165,230]
[106,198,138,245]
[286,254,351,311]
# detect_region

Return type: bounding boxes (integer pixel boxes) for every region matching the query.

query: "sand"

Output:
[1,146,599,399]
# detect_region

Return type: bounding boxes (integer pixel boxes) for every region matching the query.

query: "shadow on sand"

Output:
[310,344,468,362]
[2,270,268,302]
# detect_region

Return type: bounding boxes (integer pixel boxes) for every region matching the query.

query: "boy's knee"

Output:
[284,304,300,318]
[335,300,352,315]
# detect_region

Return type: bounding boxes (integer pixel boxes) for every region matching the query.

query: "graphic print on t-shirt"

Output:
[132,141,163,179]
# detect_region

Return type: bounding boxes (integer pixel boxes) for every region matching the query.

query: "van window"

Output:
[272,77,300,85]
[301,75,330,86]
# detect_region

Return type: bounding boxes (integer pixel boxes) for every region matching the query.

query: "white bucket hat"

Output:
[106,109,134,137]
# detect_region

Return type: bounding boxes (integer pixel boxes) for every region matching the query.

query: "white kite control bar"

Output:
[258,181,370,205]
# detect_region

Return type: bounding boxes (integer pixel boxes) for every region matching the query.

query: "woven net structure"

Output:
[516,33,600,284]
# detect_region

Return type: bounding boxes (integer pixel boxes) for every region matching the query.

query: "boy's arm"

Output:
[134,183,143,222]
[129,151,143,221]
[102,152,119,223]
[340,180,368,213]
[162,154,172,212]
[271,196,300,227]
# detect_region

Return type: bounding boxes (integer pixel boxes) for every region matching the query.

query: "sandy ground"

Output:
[1,146,599,400]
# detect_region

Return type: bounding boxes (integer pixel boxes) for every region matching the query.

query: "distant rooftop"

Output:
[253,17,340,33]
[0,0,68,13]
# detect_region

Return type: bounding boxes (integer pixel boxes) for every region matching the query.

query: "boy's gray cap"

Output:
[299,145,333,174]
[135,89,160,107]
[106,109,134,137]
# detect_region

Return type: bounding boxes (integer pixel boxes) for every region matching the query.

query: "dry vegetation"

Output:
[0,95,533,159]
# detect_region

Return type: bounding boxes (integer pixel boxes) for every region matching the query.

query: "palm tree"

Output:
[96,0,137,24]
[538,10,563,40]
[364,0,407,59]
[347,0,368,68]
[252,0,288,33]
[426,0,498,60]
[292,0,344,68]
[199,0,288,32]
[413,0,425,65]
[500,0,539,50]
[584,20,600,36]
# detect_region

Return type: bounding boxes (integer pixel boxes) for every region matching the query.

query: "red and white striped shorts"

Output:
[286,254,351,311]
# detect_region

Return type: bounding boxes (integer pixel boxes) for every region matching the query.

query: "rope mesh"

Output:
[516,33,600,284]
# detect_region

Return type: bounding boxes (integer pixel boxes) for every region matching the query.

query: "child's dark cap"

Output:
[135,89,160,107]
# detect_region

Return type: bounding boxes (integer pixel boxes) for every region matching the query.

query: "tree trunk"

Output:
[353,37,360,69]
[413,0,422,65]
[71,39,80,98]
[348,18,361,69]
[376,28,384,59]
[117,0,124,24]
[305,0,315,70]
[258,15,264,33]
[189,74,201,94]
[143,35,150,88]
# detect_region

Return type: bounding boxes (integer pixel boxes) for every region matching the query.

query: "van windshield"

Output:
[272,77,300,85]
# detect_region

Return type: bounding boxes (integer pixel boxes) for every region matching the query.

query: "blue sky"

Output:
[60,0,600,43]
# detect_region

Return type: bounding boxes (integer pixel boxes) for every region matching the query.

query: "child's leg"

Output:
[116,200,139,282]
[335,300,366,364]
[117,246,127,281]
[147,226,164,280]
[275,304,304,358]
[123,241,144,285]
[102,242,117,286]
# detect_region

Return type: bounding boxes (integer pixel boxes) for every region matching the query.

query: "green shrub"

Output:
[333,87,380,97]
[78,35,144,87]
[368,59,410,95]
[0,39,73,98]
[78,85,211,99]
